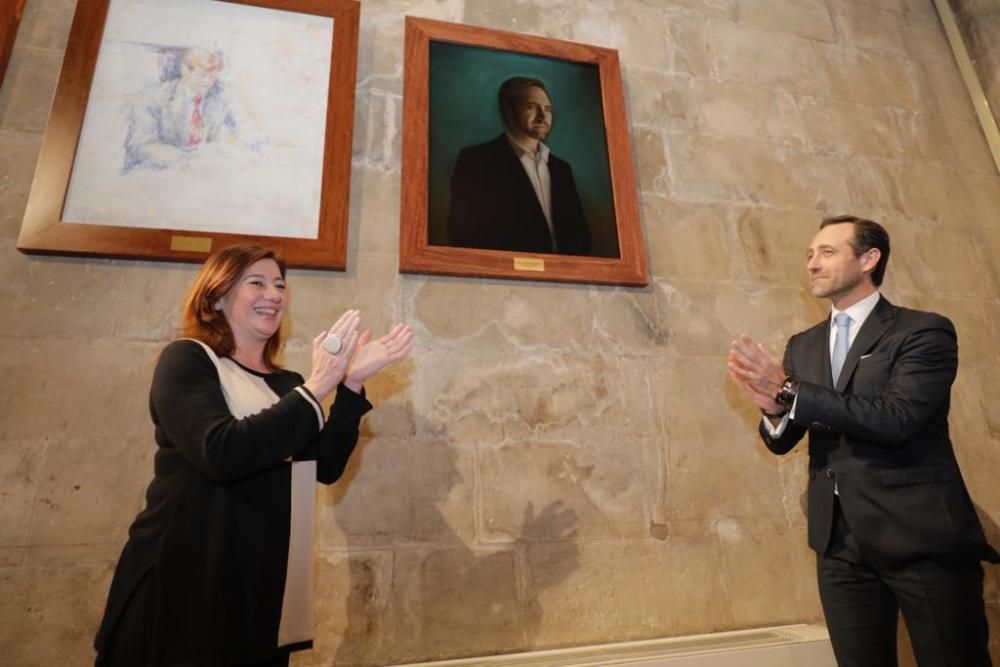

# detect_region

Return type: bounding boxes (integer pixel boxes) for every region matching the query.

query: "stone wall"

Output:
[949,0,1000,139]
[1,0,999,665]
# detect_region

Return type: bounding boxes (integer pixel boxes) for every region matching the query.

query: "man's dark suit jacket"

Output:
[761,296,999,569]
[447,134,591,255]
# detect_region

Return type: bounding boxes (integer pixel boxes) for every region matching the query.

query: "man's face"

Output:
[806,223,878,303]
[510,86,553,141]
[181,52,221,95]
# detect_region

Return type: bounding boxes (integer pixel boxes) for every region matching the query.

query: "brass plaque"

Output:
[513,257,545,272]
[170,236,213,253]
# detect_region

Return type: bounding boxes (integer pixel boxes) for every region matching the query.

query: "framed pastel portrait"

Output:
[400,17,648,286]
[17,0,360,269]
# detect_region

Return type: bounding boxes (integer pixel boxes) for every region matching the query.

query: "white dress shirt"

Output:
[763,290,882,439]
[506,133,556,249]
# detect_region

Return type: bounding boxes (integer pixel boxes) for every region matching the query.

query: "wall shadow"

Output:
[325,405,579,666]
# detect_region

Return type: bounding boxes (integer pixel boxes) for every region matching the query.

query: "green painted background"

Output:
[427,41,620,258]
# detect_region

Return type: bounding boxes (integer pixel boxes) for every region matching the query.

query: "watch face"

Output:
[776,378,796,406]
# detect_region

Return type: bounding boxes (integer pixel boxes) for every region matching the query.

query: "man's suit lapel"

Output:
[800,323,834,389]
[834,296,896,392]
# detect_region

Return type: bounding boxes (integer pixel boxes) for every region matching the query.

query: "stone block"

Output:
[16,0,75,51]
[527,536,734,644]
[895,162,963,222]
[694,78,807,145]
[353,88,402,174]
[734,207,825,284]
[721,526,822,626]
[894,109,960,166]
[461,0,548,36]
[902,0,938,18]
[0,437,47,546]
[736,0,837,42]
[110,260,195,342]
[666,132,824,208]
[799,96,903,159]
[0,561,113,666]
[0,547,25,566]
[350,166,401,259]
[413,274,595,351]
[896,111,992,178]
[624,70,696,133]
[0,255,126,339]
[810,154,874,215]
[960,173,1000,229]
[831,0,910,58]
[0,128,42,241]
[616,357,669,435]
[918,60,977,120]
[642,199,744,282]
[893,223,999,298]
[949,368,1000,510]
[588,283,675,356]
[0,237,32,312]
[982,228,1000,291]
[0,46,62,133]
[817,44,922,110]
[840,159,907,222]
[649,280,823,358]
[650,357,793,524]
[296,549,395,667]
[840,0,906,12]
[665,16,717,77]
[0,338,157,442]
[710,21,828,96]
[411,277,512,341]
[569,3,671,71]
[633,126,670,195]
[391,544,524,660]
[317,435,476,549]
[479,437,656,542]
[28,436,150,547]
[902,13,957,65]
[634,0,737,20]
[420,337,624,445]
[942,117,997,174]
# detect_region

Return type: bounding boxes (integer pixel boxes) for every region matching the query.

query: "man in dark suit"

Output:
[446,76,591,255]
[728,215,998,666]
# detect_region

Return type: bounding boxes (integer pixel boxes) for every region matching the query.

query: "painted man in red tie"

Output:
[125,48,260,172]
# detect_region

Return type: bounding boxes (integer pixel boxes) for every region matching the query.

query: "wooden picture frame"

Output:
[400,17,647,286]
[0,0,27,88]
[17,0,360,269]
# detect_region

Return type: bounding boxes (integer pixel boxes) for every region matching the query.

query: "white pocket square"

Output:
[860,353,873,359]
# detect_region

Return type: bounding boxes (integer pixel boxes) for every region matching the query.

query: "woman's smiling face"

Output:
[218,258,287,344]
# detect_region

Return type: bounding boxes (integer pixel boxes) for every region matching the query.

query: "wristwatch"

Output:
[775,376,799,408]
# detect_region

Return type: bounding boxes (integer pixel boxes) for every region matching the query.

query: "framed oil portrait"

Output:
[17,0,360,269]
[400,17,647,286]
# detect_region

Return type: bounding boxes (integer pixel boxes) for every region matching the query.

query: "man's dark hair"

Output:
[820,214,890,286]
[497,76,549,128]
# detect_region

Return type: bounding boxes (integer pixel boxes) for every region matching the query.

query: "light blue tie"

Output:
[832,312,851,385]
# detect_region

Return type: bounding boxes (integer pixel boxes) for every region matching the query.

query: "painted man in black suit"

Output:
[728,215,998,666]
[446,76,591,255]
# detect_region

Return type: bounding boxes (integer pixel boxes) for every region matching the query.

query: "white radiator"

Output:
[389,624,837,667]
